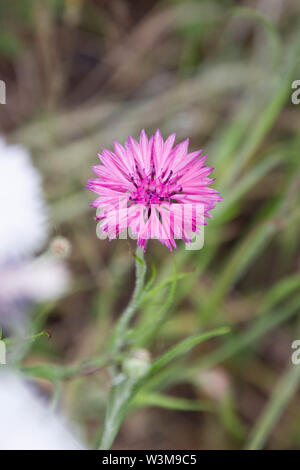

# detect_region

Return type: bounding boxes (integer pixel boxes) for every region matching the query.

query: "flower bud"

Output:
[50,236,72,259]
[123,349,151,379]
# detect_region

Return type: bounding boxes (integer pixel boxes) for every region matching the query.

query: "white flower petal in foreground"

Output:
[0,371,83,450]
[0,137,48,264]
[0,255,70,307]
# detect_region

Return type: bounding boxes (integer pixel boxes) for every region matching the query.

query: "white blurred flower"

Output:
[0,137,48,264]
[0,138,71,326]
[0,255,70,308]
[0,370,83,450]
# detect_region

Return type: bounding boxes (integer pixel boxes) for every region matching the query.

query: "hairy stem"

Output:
[99,246,147,449]
[107,246,147,355]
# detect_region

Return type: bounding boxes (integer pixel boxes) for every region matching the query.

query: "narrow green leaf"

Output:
[191,293,300,373]
[232,7,281,67]
[131,266,190,346]
[246,363,300,450]
[21,364,65,382]
[145,262,157,291]
[259,273,300,314]
[134,392,213,412]
[150,326,230,375]
[142,272,190,301]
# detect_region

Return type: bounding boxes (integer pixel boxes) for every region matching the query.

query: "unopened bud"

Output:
[50,236,72,259]
[123,349,151,379]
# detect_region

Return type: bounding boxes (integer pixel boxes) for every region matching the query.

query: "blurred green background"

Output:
[1,0,300,450]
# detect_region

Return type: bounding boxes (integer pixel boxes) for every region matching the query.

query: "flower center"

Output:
[129,168,182,206]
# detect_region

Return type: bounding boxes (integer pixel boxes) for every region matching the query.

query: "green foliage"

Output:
[134,391,213,412]
[4,0,300,451]
[0,32,23,58]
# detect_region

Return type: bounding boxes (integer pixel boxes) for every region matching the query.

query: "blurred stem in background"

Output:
[246,363,300,450]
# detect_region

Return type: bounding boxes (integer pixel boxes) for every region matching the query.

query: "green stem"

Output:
[98,246,147,450]
[98,377,138,450]
[107,246,147,355]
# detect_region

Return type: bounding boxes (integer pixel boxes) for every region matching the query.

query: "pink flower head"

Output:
[87,129,221,251]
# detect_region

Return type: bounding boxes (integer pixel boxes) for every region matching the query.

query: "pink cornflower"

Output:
[87,129,221,251]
